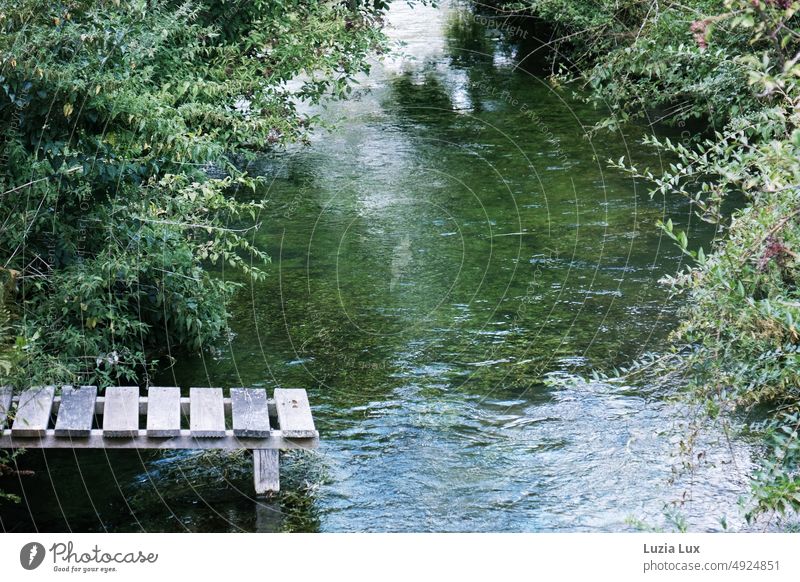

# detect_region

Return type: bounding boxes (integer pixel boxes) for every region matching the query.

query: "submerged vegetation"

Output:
[483,0,800,525]
[124,449,327,531]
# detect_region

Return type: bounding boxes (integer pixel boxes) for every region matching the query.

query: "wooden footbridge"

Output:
[0,386,319,495]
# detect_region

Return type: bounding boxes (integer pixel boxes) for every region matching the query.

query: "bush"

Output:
[0,0,390,386]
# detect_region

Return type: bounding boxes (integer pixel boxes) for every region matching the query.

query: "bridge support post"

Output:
[253,449,280,495]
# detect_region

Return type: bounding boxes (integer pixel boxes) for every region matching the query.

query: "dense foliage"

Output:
[0,0,390,387]
[485,0,800,525]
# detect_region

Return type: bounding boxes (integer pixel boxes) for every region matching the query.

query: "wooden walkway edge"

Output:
[0,386,319,496]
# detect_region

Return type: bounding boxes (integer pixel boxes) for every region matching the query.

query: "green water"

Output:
[1,2,753,532]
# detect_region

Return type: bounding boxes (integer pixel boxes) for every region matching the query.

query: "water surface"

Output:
[1,2,754,533]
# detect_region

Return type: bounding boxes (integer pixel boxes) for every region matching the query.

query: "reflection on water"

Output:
[1,1,754,532]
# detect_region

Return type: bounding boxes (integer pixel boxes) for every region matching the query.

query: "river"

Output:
[1,1,754,533]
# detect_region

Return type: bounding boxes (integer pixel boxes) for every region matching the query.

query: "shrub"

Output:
[0,0,390,385]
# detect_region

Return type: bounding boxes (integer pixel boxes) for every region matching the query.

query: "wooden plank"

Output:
[146,387,181,437]
[0,386,12,430]
[253,449,280,495]
[231,388,271,437]
[18,396,277,418]
[190,387,225,437]
[0,429,318,450]
[102,386,139,437]
[274,388,317,438]
[10,386,55,437]
[54,386,96,437]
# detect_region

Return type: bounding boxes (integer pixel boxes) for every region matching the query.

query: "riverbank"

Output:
[481,0,800,526]
[2,1,757,532]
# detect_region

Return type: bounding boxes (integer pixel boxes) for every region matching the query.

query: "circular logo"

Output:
[19,542,46,570]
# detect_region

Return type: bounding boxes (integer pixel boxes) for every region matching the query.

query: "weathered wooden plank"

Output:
[190,387,225,437]
[20,396,278,418]
[274,388,317,438]
[54,386,97,437]
[10,386,55,437]
[0,386,12,430]
[146,386,181,437]
[0,429,318,449]
[253,449,280,494]
[231,388,271,437]
[102,386,139,437]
